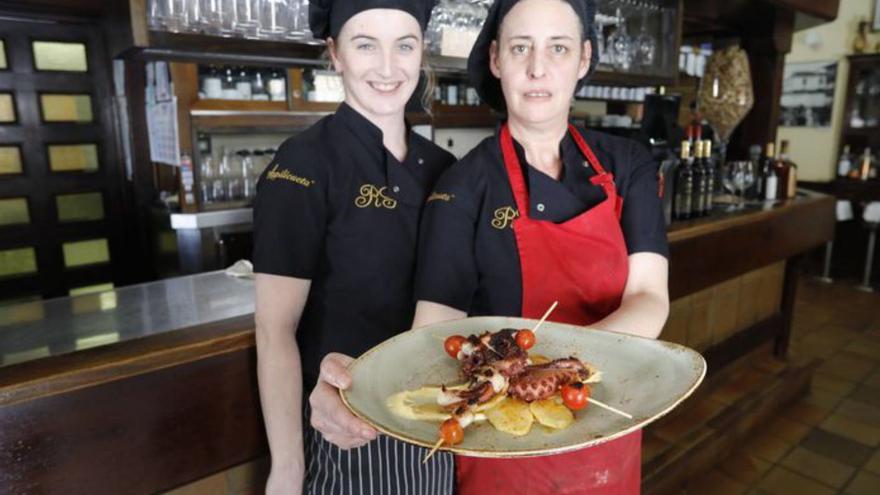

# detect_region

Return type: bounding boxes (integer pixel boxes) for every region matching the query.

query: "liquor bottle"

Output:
[701,140,715,215]
[859,148,873,181]
[691,140,706,217]
[778,140,798,198]
[760,142,775,200]
[837,145,852,177]
[764,154,778,201]
[772,143,790,199]
[673,140,694,220]
[749,144,764,199]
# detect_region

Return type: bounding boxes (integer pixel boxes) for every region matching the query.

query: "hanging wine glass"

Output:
[607,7,633,72]
[634,3,656,68]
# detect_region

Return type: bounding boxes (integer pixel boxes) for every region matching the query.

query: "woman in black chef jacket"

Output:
[412,0,669,493]
[252,1,456,493]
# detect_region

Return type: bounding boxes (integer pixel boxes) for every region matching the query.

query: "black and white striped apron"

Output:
[303,422,454,494]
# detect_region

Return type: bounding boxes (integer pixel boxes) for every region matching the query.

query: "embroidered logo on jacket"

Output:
[491,206,519,229]
[266,164,314,187]
[355,184,398,209]
[426,191,455,203]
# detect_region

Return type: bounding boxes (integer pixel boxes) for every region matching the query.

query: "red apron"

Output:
[456,124,641,494]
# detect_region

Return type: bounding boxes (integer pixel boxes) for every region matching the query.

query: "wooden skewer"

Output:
[530,301,559,334]
[588,397,633,419]
[423,438,444,463]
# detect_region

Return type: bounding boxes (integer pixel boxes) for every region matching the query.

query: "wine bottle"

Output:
[673,140,694,220]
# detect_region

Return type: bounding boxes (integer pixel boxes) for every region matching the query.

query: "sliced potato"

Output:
[474,386,508,412]
[485,397,533,436]
[529,395,574,429]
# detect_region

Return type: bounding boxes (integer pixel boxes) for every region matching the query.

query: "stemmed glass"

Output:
[607,7,633,71]
[721,161,755,207]
[634,3,656,68]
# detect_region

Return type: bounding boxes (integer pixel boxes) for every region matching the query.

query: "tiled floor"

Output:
[682,277,880,495]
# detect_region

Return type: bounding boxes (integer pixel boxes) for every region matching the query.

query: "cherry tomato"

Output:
[444,335,467,359]
[515,329,536,350]
[439,418,464,445]
[561,382,590,411]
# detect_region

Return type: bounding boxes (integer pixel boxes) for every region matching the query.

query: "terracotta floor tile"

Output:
[811,372,858,396]
[783,401,831,426]
[848,383,880,408]
[864,370,880,389]
[719,452,773,485]
[800,331,851,352]
[757,417,813,445]
[844,470,880,495]
[642,432,671,464]
[799,429,874,467]
[686,468,749,495]
[836,398,880,428]
[780,446,857,489]
[864,449,880,476]
[820,413,880,447]
[816,353,876,382]
[798,341,837,360]
[746,434,794,463]
[225,457,269,495]
[804,387,846,410]
[752,354,788,375]
[843,339,880,362]
[828,311,875,333]
[650,420,706,444]
[163,472,229,495]
[757,467,835,495]
[710,370,770,406]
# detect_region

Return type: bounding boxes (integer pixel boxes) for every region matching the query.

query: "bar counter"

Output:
[0,192,835,494]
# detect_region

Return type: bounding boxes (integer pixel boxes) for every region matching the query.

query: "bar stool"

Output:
[857,201,880,292]
[817,200,854,283]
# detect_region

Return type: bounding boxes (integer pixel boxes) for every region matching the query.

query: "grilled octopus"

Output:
[460,329,528,379]
[508,358,592,402]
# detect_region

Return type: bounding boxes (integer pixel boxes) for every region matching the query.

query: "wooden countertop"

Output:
[667,191,835,299]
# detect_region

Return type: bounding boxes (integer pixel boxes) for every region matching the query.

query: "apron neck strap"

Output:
[567,123,608,176]
[499,123,612,216]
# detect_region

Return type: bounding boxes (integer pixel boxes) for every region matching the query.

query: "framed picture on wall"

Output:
[779,60,838,128]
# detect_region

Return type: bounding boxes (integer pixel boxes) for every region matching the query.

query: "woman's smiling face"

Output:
[331,9,423,120]
[490,0,591,126]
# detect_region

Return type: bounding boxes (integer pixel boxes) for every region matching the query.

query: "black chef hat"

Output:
[310,0,436,41]
[468,0,598,112]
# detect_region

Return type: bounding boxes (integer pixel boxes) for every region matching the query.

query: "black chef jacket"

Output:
[253,102,456,387]
[414,124,668,317]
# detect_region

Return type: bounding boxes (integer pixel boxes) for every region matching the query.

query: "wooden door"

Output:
[0,15,128,301]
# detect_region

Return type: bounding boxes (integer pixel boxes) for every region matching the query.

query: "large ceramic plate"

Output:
[340,317,706,458]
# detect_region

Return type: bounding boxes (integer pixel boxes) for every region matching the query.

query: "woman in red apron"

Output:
[412,0,670,493]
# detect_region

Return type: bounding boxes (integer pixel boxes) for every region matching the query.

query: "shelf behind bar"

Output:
[122,31,678,86]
